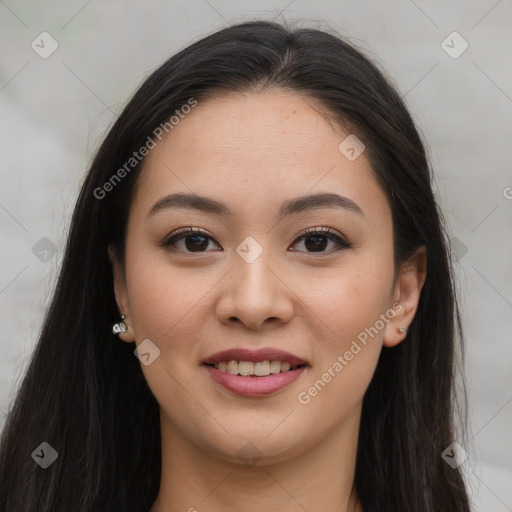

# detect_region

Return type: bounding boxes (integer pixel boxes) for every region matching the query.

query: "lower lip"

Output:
[203,365,306,397]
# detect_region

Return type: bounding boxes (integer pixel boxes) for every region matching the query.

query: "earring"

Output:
[112,314,128,335]
[397,327,407,335]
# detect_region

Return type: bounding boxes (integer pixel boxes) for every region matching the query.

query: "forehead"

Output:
[132,90,390,226]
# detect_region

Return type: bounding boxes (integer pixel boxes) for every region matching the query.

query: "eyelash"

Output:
[160,225,351,255]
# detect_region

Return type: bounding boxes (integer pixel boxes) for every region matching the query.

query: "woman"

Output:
[0,20,471,511]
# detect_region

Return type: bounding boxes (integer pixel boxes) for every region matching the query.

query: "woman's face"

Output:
[111,90,422,464]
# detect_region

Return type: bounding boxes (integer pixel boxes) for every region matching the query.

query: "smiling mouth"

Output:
[204,360,307,377]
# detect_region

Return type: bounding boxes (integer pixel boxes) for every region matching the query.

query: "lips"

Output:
[201,347,309,397]
[203,365,306,396]
[201,348,308,367]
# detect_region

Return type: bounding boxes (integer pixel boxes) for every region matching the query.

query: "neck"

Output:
[149,407,363,512]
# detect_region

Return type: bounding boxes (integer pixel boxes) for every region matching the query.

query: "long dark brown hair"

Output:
[0,20,471,511]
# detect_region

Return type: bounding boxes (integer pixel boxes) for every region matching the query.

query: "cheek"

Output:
[124,252,212,422]
[293,259,393,406]
[295,287,384,424]
[125,245,212,338]
[296,259,393,345]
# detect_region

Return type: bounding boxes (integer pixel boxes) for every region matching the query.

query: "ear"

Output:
[108,245,135,343]
[383,246,427,348]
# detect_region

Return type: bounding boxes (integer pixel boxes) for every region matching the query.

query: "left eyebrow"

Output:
[278,192,364,219]
[146,192,365,220]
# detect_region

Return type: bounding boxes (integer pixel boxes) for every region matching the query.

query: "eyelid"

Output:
[290,226,351,251]
[160,225,351,252]
[294,226,346,241]
[160,226,219,248]
[166,225,213,238]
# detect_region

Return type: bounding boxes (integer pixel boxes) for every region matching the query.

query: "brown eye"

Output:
[160,226,350,255]
[161,227,221,253]
[290,227,351,254]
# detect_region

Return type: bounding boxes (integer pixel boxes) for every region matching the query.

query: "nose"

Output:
[215,249,295,331]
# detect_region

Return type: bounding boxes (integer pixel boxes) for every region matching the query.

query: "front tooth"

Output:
[220,360,293,376]
[227,360,239,375]
[238,361,255,376]
[269,361,281,374]
[280,362,291,372]
[254,361,270,376]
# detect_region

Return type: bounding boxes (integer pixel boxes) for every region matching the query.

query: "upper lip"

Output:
[202,348,308,366]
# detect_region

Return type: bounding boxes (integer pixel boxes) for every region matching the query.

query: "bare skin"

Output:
[109,89,427,512]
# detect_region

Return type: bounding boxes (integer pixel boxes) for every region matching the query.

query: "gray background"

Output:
[1,1,511,510]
